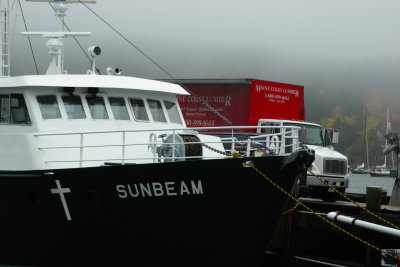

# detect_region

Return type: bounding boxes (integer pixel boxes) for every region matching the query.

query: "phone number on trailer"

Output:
[186,120,215,126]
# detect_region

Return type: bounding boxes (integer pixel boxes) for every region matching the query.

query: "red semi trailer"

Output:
[173,79,305,129]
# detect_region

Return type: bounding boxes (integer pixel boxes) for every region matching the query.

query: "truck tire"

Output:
[320,188,345,202]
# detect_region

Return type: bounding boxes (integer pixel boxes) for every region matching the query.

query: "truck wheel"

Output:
[320,188,345,202]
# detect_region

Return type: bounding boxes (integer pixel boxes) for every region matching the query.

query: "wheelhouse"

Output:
[0,75,202,170]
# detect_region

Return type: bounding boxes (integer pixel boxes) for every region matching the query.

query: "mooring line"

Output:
[244,161,399,262]
[306,167,400,230]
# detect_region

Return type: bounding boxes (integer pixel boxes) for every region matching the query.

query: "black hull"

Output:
[0,153,311,266]
[369,172,391,177]
[351,170,368,174]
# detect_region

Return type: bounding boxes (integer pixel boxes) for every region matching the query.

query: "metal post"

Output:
[172,130,175,161]
[246,139,251,157]
[281,127,286,155]
[230,128,234,158]
[383,132,400,206]
[122,131,125,165]
[389,154,400,206]
[79,133,83,167]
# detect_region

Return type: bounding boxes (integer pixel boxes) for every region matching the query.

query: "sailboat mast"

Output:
[365,109,370,171]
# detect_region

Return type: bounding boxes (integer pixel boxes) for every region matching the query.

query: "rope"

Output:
[78,0,175,80]
[283,202,299,215]
[307,167,400,230]
[244,161,400,262]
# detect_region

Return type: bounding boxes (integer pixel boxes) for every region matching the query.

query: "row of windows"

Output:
[37,95,183,124]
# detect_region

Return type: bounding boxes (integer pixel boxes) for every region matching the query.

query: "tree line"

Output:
[305,87,399,169]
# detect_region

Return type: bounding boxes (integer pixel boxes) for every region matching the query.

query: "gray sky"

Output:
[8,0,400,93]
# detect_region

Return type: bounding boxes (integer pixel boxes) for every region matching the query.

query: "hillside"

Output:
[305,87,400,168]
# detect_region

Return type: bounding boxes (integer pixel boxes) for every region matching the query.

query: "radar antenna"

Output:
[23,0,96,74]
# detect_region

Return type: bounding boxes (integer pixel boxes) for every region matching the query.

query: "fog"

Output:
[8,0,400,93]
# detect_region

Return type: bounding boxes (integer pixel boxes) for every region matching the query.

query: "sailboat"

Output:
[369,107,392,177]
[352,108,370,174]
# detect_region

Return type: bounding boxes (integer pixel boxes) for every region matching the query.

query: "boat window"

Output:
[129,98,149,121]
[109,97,130,120]
[62,95,86,119]
[164,100,182,124]
[147,99,167,123]
[86,96,109,119]
[0,94,31,124]
[37,95,61,119]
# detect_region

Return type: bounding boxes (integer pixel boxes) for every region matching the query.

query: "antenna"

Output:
[21,32,91,74]
[21,0,96,74]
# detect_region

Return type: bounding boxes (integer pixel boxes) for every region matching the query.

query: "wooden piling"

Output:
[366,186,382,212]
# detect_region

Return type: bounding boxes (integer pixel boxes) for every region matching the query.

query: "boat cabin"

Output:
[0,75,188,132]
[0,75,229,170]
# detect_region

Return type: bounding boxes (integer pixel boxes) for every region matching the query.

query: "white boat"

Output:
[0,0,314,266]
[352,162,368,174]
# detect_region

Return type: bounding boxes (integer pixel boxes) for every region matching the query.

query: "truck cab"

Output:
[258,119,349,202]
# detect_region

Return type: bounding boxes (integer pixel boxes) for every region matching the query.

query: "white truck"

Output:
[258,119,349,202]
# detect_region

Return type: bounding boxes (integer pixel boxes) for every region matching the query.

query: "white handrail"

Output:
[34,125,301,166]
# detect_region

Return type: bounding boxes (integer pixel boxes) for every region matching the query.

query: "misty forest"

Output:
[305,86,399,169]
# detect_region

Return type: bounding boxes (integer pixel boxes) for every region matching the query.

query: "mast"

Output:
[365,109,370,171]
[0,0,9,77]
[23,0,96,75]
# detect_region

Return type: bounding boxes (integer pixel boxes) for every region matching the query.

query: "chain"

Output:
[201,143,243,158]
[244,161,400,262]
[201,143,227,155]
[307,167,400,230]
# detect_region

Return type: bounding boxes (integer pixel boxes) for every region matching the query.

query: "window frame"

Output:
[0,93,32,125]
[147,99,167,123]
[61,94,87,120]
[163,100,183,124]
[85,95,109,120]
[128,97,150,122]
[108,96,131,121]
[36,95,62,120]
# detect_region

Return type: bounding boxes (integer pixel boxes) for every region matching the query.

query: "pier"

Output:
[262,196,400,267]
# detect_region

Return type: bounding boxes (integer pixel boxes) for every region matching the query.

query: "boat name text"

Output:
[116,180,203,198]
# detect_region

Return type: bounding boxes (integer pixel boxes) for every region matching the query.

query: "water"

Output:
[346,173,396,196]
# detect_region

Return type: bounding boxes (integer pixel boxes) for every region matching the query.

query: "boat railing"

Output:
[33,125,301,168]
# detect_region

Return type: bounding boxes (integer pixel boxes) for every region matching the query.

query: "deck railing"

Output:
[34,125,301,168]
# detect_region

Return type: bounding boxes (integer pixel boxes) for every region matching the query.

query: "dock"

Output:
[262,196,400,267]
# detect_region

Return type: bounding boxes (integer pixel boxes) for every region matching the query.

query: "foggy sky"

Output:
[8,0,400,93]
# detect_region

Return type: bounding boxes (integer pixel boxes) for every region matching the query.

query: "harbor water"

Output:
[347,173,396,196]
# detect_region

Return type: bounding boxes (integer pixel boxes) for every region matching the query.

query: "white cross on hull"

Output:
[51,180,72,221]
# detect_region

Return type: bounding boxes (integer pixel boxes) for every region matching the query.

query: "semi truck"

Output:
[164,78,349,201]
